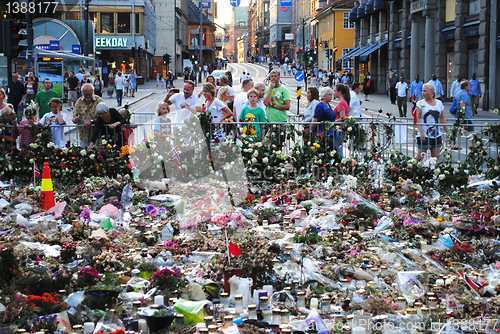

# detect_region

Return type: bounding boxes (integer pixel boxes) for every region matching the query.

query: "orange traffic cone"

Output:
[40,162,56,210]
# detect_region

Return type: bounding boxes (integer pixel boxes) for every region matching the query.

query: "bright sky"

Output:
[215,0,251,28]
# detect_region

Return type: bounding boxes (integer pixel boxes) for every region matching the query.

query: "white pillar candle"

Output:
[445,278,453,285]
[83,322,95,334]
[138,319,148,333]
[310,298,319,309]
[154,295,164,306]
[435,279,444,286]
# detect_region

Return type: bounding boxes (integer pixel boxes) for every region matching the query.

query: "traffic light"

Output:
[329,49,333,59]
[163,53,171,65]
[3,20,28,58]
[195,55,199,65]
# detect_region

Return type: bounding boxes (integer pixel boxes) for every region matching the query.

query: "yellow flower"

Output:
[311,146,315,151]
[107,144,112,149]
[148,135,154,141]
[436,216,444,223]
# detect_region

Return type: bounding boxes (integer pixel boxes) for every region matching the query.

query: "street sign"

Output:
[49,40,59,50]
[230,0,240,7]
[72,44,81,54]
[293,43,296,47]
[199,1,211,7]
[295,81,304,87]
[280,0,292,6]
[294,71,304,81]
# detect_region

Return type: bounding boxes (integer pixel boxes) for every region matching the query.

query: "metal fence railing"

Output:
[1,116,498,171]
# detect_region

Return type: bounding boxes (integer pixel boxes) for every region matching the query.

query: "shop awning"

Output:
[349,44,373,57]
[36,49,95,61]
[337,47,360,63]
[359,41,387,61]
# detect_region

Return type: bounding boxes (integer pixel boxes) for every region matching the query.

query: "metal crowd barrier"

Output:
[1,117,498,171]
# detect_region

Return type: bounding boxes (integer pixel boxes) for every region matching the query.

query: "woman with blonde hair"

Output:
[202,83,232,123]
[415,83,449,160]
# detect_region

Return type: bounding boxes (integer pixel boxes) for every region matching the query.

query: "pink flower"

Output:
[495,261,500,270]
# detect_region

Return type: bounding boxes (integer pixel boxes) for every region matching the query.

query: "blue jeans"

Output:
[333,130,343,158]
[116,89,123,106]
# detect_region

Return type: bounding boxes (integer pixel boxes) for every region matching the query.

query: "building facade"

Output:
[187,0,218,69]
[54,0,157,81]
[153,0,189,78]
[312,0,355,71]
[350,0,500,110]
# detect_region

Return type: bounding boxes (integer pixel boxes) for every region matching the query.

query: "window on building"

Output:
[264,3,268,12]
[343,12,354,29]
[135,13,140,34]
[342,48,353,69]
[100,13,114,34]
[66,11,79,20]
[55,11,63,20]
[238,20,245,27]
[90,12,97,31]
[117,13,131,33]
[469,0,480,14]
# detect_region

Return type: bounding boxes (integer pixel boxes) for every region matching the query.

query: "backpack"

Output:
[449,97,458,115]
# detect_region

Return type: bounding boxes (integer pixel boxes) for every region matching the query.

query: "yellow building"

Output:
[312,0,355,71]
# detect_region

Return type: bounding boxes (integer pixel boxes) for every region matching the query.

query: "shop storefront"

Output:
[95,35,152,84]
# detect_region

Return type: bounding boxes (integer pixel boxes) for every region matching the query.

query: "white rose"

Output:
[90,154,95,159]
[102,139,107,145]
[262,157,269,163]
[439,174,445,180]
[347,127,352,132]
[80,149,87,156]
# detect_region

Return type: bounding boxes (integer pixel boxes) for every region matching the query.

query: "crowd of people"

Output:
[0,69,136,152]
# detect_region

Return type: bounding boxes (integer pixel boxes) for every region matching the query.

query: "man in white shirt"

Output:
[395,76,409,117]
[450,74,462,98]
[164,80,202,124]
[233,78,254,121]
[428,73,445,100]
[349,82,362,118]
[240,72,248,83]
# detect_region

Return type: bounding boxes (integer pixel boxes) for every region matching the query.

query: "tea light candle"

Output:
[397,297,406,310]
[154,295,164,306]
[310,297,319,309]
[83,322,95,334]
[195,323,207,331]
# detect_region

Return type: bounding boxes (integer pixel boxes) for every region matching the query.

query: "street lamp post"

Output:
[199,3,203,83]
[84,0,90,68]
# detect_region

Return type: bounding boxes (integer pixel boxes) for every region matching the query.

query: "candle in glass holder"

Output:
[248,304,258,320]
[234,295,244,315]
[83,322,95,334]
[296,291,306,308]
[281,309,289,324]
[220,292,229,311]
[272,309,282,325]
[154,295,164,306]
[435,279,444,286]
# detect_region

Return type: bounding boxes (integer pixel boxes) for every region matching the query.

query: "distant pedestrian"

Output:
[395,76,408,117]
[388,72,397,104]
[469,73,482,116]
[114,71,125,107]
[7,73,26,123]
[450,74,462,98]
[362,72,371,101]
[428,73,444,101]
[455,80,474,139]
[107,72,115,98]
[410,74,423,99]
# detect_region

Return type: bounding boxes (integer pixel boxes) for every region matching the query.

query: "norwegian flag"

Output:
[78,180,85,192]
[459,272,488,290]
[272,194,291,206]
[410,91,418,125]
[449,234,461,245]
[471,212,491,222]
[128,158,135,169]
[225,230,241,258]
[170,146,181,169]
[34,164,40,178]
